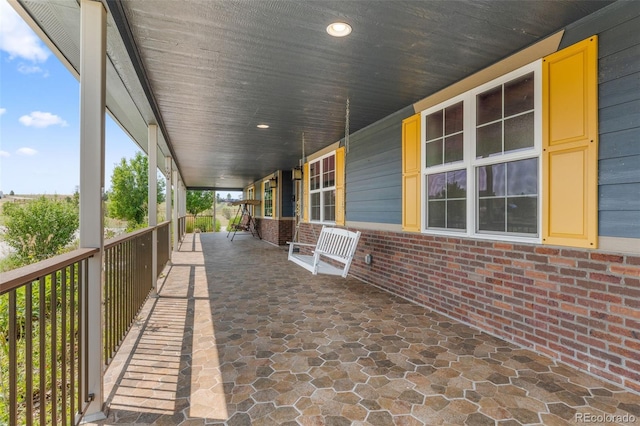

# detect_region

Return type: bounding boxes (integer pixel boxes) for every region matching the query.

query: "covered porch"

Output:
[92,233,639,425]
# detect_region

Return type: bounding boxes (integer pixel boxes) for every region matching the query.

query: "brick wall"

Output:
[299,222,640,393]
[256,218,295,246]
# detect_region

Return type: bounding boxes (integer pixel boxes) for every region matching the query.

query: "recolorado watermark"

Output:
[575,413,637,423]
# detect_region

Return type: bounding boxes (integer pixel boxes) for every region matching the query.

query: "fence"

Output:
[185,215,215,233]
[0,221,173,425]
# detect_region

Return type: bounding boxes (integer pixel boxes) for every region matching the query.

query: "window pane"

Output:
[323,190,335,221]
[476,122,502,158]
[477,85,502,125]
[507,158,538,196]
[445,102,463,135]
[444,134,463,164]
[507,196,537,234]
[322,156,335,187]
[478,198,505,232]
[323,170,335,188]
[310,193,321,221]
[426,110,443,141]
[477,163,506,197]
[310,161,320,190]
[323,155,335,172]
[504,112,534,153]
[428,200,445,228]
[447,199,466,229]
[447,170,467,199]
[504,72,534,117]
[428,173,446,199]
[426,140,443,167]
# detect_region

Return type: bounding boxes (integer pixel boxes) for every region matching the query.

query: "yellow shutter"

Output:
[335,147,346,225]
[302,162,309,222]
[542,36,598,248]
[272,186,277,218]
[402,113,422,232]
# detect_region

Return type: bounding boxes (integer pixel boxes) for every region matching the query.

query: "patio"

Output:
[93,232,640,425]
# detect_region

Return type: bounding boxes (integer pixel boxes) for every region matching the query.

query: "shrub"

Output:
[2,196,79,266]
[222,207,232,220]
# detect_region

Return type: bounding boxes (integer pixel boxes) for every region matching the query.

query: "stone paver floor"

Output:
[92,232,640,425]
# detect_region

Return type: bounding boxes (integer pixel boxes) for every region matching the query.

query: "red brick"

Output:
[610,344,640,362]
[587,272,621,285]
[611,364,640,382]
[590,291,622,304]
[610,325,636,339]
[549,256,577,267]
[610,264,640,277]
[612,306,640,319]
[535,247,560,255]
[590,253,624,263]
[577,260,607,271]
[560,249,589,259]
[629,339,640,352]
[494,242,513,250]
[590,329,622,345]
[560,303,588,316]
[624,380,640,393]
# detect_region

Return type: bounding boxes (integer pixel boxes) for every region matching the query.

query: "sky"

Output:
[0,0,142,195]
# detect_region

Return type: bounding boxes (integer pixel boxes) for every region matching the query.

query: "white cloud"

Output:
[19,111,68,128]
[0,150,10,157]
[17,147,38,156]
[0,0,50,62]
[17,63,48,76]
[0,107,6,116]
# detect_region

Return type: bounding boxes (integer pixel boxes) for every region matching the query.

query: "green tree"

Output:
[186,190,214,218]
[107,152,165,226]
[1,196,79,265]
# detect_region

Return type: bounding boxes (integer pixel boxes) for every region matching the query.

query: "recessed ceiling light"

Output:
[257,124,269,129]
[327,22,352,37]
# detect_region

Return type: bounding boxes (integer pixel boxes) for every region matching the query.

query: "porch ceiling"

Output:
[17,0,614,189]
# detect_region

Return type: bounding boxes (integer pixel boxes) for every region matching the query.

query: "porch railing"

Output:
[1,222,173,424]
[103,227,153,365]
[157,221,170,277]
[0,248,98,426]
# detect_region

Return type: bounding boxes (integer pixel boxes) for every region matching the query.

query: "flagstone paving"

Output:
[92,232,640,425]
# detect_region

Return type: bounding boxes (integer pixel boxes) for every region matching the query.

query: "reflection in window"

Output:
[421,63,540,240]
[425,101,464,167]
[427,169,467,230]
[476,72,534,158]
[477,158,538,234]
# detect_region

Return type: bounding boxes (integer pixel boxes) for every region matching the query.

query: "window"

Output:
[309,152,336,222]
[422,61,541,241]
[263,180,273,217]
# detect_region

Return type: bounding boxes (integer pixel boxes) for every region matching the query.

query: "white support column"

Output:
[165,156,172,255]
[148,124,158,296]
[180,180,186,239]
[213,191,217,232]
[79,0,106,420]
[172,170,179,251]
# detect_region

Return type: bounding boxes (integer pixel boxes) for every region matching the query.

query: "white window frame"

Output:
[421,60,542,243]
[263,179,273,219]
[308,151,337,224]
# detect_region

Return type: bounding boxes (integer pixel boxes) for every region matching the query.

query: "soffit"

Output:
[16,0,615,189]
